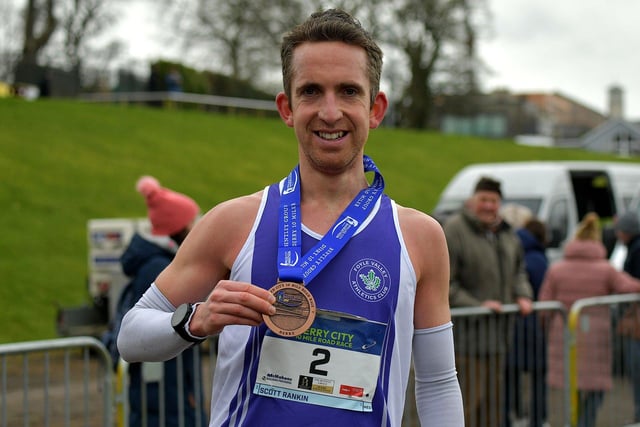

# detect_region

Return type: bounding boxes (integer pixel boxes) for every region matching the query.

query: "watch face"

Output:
[172,303,190,328]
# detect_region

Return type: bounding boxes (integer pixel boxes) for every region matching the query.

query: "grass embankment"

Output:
[0,98,627,342]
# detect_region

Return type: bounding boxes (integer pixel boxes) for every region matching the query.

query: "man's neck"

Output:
[298,165,368,235]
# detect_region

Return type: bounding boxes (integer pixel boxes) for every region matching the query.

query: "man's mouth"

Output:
[317,131,345,140]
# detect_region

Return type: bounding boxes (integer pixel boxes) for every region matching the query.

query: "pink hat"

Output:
[136,176,200,236]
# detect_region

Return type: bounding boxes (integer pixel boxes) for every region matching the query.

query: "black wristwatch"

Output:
[171,303,205,344]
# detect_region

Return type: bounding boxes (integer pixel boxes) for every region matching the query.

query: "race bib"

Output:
[254,310,387,412]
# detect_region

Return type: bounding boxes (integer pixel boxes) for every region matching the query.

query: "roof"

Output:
[580,119,640,149]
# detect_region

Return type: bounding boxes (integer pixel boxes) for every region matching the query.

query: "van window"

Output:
[502,198,542,216]
[547,199,569,248]
[570,171,616,220]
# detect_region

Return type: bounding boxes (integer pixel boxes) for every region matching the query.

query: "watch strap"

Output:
[173,303,206,344]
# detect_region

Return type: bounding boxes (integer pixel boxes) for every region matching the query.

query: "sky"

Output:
[479,0,640,120]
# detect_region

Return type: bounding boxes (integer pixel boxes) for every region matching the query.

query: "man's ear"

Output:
[369,91,389,129]
[276,92,294,127]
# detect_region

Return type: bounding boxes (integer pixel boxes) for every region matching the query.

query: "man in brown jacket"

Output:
[443,176,533,427]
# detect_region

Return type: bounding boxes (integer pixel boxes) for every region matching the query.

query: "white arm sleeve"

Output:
[117,283,194,362]
[413,321,464,426]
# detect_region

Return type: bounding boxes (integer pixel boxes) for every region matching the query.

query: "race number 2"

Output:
[310,348,330,376]
[254,313,387,412]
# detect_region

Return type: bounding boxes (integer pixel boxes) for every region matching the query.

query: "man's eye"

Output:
[344,87,357,96]
[302,87,317,96]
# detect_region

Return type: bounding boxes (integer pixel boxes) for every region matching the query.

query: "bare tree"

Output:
[13,0,120,94]
[161,0,304,83]
[54,0,116,70]
[437,0,490,97]
[0,1,22,82]
[20,0,58,65]
[381,0,488,129]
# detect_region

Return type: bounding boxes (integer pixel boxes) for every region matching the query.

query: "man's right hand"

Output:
[189,281,277,337]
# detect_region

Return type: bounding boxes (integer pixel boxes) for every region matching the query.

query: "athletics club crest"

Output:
[349,258,390,302]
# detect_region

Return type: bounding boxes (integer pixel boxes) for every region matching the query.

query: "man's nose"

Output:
[318,93,343,123]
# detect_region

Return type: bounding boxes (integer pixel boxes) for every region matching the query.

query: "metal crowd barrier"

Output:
[4,297,640,427]
[0,336,113,427]
[450,301,569,427]
[113,339,217,427]
[567,293,640,427]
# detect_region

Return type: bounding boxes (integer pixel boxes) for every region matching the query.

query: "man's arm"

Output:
[398,207,463,425]
[118,192,276,362]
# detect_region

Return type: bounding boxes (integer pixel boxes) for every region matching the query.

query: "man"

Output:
[118,9,462,427]
[444,176,533,427]
[614,211,640,422]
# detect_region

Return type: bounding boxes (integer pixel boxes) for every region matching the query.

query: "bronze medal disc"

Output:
[263,281,316,337]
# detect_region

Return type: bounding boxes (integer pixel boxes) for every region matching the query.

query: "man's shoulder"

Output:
[395,204,441,232]
[395,205,447,252]
[189,190,266,248]
[201,190,265,224]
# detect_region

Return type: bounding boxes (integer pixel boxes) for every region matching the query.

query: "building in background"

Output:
[434,89,605,143]
[575,86,640,157]
[434,85,640,157]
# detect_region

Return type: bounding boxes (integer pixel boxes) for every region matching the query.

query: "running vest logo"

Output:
[349,258,390,302]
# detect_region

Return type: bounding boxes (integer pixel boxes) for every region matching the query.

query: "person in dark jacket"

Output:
[614,211,640,422]
[120,175,206,427]
[444,176,533,427]
[506,218,549,427]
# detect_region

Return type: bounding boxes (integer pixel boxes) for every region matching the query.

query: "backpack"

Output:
[101,281,137,371]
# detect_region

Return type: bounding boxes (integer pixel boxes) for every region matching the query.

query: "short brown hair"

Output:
[474,176,502,198]
[280,8,383,107]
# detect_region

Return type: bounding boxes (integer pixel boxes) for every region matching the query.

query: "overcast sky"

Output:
[479,0,640,119]
[13,0,637,119]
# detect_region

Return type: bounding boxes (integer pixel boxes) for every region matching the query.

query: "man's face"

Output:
[275,41,387,175]
[470,190,501,227]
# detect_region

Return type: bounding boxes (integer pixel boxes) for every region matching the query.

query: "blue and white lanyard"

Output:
[277,155,385,284]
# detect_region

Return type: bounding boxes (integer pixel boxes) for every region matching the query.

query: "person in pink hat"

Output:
[136,175,200,241]
[108,176,206,427]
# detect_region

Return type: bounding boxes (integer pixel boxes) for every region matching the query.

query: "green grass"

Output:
[0,98,634,342]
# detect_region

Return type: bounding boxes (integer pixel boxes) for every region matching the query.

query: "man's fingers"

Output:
[210,281,276,313]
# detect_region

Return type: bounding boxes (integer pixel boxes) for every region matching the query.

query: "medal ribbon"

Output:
[277,155,384,284]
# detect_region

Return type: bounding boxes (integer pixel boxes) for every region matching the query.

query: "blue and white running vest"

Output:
[209,182,417,427]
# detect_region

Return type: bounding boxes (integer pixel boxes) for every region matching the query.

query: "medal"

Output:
[263,281,316,337]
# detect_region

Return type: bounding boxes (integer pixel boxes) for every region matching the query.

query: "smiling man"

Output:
[444,175,533,426]
[118,9,462,426]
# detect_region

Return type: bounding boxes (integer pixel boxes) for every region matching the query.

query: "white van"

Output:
[433,161,640,262]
